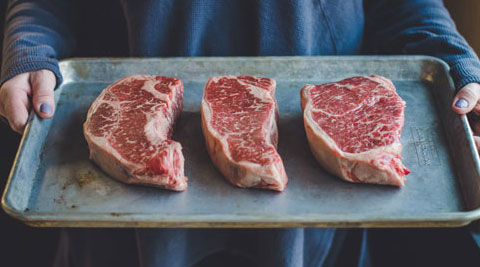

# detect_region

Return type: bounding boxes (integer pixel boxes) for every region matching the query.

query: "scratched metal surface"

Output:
[3,56,480,228]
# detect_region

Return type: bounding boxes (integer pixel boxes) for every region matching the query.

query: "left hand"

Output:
[452,83,480,150]
[0,70,55,134]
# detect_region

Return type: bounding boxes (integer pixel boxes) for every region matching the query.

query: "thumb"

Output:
[30,70,56,119]
[452,83,480,115]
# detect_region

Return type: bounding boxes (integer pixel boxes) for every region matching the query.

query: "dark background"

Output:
[1,1,480,266]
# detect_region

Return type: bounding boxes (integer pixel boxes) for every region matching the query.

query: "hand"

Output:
[452,83,480,149]
[0,70,56,134]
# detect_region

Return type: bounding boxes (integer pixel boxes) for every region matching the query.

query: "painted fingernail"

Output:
[455,98,469,108]
[40,103,52,114]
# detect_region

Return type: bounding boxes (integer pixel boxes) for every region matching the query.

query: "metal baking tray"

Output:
[3,56,480,228]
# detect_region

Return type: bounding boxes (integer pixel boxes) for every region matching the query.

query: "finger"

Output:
[4,89,30,134]
[0,73,30,116]
[452,83,480,115]
[30,70,56,119]
[0,73,31,134]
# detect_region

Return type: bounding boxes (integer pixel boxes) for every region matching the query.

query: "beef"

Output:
[83,75,187,191]
[300,75,410,186]
[201,76,288,191]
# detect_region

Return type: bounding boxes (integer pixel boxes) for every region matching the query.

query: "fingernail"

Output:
[40,103,52,114]
[455,98,469,108]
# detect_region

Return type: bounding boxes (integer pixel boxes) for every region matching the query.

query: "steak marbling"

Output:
[300,75,410,186]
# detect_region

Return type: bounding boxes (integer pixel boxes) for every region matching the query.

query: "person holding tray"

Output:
[1,0,480,266]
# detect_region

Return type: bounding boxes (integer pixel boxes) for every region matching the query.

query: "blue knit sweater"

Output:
[2,0,480,90]
[2,1,480,266]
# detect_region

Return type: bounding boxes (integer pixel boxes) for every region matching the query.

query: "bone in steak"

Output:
[83,75,187,191]
[201,76,288,191]
[300,75,410,186]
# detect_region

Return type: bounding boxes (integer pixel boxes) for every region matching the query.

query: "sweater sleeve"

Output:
[364,0,480,90]
[1,0,75,87]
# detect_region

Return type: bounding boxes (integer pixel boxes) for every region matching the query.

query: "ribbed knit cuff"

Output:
[0,57,62,89]
[450,58,480,91]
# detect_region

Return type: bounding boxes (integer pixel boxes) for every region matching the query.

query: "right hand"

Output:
[451,83,480,149]
[0,70,56,134]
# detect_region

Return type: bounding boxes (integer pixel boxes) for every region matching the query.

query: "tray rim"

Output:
[3,55,480,228]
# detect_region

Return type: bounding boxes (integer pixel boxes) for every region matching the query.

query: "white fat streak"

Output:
[146,78,179,145]
[209,75,237,84]
[236,77,274,102]
[364,75,392,90]
[140,78,170,102]
[364,75,406,106]
[264,106,277,145]
[87,134,142,171]
[324,83,357,90]
[144,111,170,145]
[311,104,363,116]
[238,159,281,183]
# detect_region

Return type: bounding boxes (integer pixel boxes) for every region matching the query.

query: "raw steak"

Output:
[201,76,288,191]
[83,75,187,191]
[300,75,410,186]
